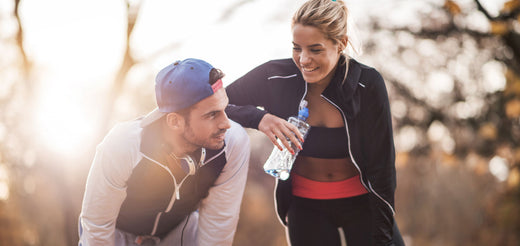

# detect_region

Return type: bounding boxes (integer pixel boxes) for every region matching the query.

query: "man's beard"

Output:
[182,124,227,150]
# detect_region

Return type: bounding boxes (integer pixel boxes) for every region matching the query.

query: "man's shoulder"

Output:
[216,120,250,184]
[98,120,142,154]
[223,120,250,161]
[225,120,249,145]
[91,120,142,181]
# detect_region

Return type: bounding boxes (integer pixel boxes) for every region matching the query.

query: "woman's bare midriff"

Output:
[292,156,359,182]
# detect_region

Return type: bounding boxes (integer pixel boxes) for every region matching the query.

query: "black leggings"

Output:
[287,194,373,246]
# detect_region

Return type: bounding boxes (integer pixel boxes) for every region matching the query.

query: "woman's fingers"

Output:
[265,131,283,151]
[259,114,303,154]
[285,121,304,145]
[272,128,295,154]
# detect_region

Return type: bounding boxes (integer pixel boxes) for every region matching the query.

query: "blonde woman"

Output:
[226,0,404,245]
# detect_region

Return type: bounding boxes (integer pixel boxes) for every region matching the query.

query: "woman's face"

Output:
[292,24,342,86]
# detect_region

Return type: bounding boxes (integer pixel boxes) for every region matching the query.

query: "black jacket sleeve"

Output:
[225,62,272,129]
[360,69,399,245]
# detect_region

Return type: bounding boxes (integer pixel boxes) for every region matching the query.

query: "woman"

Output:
[225,0,404,245]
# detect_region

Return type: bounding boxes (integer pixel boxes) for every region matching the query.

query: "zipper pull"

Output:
[299,99,308,111]
[175,185,180,200]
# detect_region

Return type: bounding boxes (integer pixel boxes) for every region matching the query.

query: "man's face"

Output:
[180,88,231,150]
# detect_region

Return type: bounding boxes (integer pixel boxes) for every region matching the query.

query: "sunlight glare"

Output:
[479,0,508,17]
[395,126,419,152]
[34,85,96,156]
[20,0,126,89]
[482,61,505,93]
[427,121,455,153]
[489,156,509,182]
[453,97,485,119]
[426,71,454,94]
[0,182,8,201]
[0,123,6,142]
[391,100,407,119]
[0,165,9,200]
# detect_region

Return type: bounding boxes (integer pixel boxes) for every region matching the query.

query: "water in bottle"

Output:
[263,101,310,180]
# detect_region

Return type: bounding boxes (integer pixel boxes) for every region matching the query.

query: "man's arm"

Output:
[197,121,250,245]
[79,124,137,246]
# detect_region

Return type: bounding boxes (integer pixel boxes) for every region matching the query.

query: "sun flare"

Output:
[33,83,97,156]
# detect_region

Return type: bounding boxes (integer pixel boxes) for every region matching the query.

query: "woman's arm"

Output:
[361,70,398,245]
[225,62,302,152]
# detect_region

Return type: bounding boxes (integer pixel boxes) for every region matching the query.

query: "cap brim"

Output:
[140,108,167,127]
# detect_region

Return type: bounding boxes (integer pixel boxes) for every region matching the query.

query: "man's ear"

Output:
[165,112,185,130]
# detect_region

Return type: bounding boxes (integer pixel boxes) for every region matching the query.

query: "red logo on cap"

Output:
[211,79,223,92]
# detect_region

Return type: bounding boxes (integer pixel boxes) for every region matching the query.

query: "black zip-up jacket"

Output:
[225,56,403,245]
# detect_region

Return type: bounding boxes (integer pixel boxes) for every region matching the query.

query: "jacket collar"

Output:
[322,55,362,119]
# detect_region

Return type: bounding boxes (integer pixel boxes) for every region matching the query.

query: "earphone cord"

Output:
[181,213,191,246]
[168,153,185,170]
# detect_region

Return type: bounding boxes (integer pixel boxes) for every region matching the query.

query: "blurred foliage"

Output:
[359,0,520,245]
[0,0,520,245]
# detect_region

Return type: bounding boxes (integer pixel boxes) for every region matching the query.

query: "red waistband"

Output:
[292,173,368,200]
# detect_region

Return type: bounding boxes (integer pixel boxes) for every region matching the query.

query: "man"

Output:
[78,58,250,246]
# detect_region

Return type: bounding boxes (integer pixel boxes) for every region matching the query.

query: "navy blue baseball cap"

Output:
[141,58,223,127]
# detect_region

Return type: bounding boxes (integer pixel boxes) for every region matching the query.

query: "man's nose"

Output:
[220,113,231,130]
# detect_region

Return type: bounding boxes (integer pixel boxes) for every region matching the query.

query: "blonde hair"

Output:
[292,0,349,49]
[292,0,361,58]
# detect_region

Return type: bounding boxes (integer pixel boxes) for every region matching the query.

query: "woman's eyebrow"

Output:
[292,42,323,48]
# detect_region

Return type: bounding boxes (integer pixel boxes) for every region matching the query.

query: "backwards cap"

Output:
[140,58,223,127]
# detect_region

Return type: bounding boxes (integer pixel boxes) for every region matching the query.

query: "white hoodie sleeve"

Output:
[78,122,140,246]
[197,121,250,246]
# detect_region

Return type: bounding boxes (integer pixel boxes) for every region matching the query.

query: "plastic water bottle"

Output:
[263,101,310,180]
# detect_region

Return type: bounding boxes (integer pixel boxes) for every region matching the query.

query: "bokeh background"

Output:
[1,0,519,245]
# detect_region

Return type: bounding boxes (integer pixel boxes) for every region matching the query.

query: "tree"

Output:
[0,0,146,245]
[358,0,520,245]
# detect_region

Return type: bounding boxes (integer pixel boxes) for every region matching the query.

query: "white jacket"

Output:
[78,120,250,246]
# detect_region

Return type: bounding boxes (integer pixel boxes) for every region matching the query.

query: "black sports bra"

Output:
[298,126,349,159]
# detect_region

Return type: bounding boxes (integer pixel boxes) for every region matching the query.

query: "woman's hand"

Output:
[258,113,304,154]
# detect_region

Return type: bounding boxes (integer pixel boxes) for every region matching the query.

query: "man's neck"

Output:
[161,126,197,158]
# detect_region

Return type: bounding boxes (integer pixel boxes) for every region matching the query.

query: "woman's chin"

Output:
[302,75,320,83]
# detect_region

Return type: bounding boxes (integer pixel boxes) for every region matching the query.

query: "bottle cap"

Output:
[298,107,309,119]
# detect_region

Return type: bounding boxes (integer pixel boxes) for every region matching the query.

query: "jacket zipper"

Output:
[141,148,227,235]
[299,82,308,111]
[321,95,395,215]
[140,153,195,235]
[141,153,187,203]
